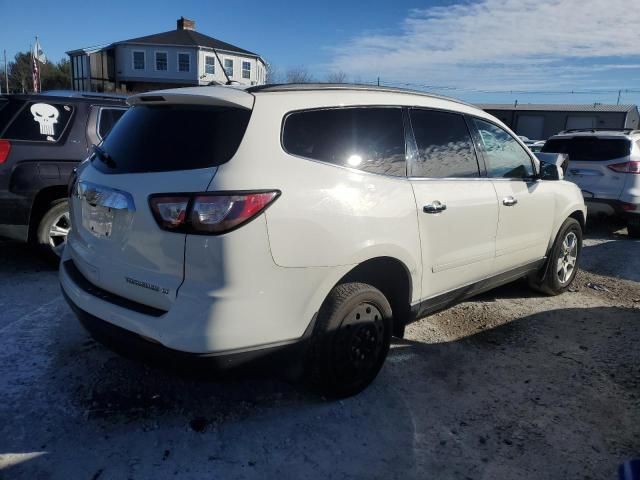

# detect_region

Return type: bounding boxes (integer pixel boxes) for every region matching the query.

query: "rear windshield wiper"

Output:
[92,144,116,169]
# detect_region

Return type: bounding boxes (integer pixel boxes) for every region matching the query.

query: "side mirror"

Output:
[534,153,570,180]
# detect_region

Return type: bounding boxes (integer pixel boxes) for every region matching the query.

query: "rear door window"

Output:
[409,109,480,178]
[97,107,127,140]
[282,107,406,176]
[2,101,74,142]
[542,137,631,161]
[93,104,251,174]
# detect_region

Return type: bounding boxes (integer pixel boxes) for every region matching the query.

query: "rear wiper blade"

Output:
[92,144,116,168]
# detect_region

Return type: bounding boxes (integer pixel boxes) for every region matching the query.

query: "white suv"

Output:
[60,84,586,397]
[542,128,640,237]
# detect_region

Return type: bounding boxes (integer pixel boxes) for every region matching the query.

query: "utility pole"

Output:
[3,50,7,94]
[377,76,380,86]
[617,89,622,105]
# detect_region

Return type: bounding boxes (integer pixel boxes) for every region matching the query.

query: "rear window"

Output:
[282,107,406,176]
[93,105,252,174]
[542,137,631,161]
[2,101,74,142]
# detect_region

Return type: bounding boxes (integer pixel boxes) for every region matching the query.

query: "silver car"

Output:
[542,128,640,238]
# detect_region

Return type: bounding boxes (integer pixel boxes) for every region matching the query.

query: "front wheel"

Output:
[308,282,392,398]
[36,199,70,261]
[529,217,582,295]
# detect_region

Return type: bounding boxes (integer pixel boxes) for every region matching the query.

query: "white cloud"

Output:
[329,0,640,91]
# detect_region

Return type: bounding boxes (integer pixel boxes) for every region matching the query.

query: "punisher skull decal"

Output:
[30,103,60,136]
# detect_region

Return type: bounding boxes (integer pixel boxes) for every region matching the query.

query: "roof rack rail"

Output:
[246,83,478,109]
[39,90,127,100]
[559,127,640,134]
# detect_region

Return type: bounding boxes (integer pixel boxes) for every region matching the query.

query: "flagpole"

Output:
[36,37,42,92]
[30,43,33,93]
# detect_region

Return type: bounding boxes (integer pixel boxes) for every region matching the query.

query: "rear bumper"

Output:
[584,198,639,218]
[62,288,311,372]
[0,195,32,241]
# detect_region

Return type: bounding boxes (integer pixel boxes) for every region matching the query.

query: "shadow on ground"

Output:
[1,302,638,479]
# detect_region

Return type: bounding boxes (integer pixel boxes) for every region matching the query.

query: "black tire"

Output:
[529,218,582,296]
[627,221,640,239]
[308,282,392,398]
[36,199,70,262]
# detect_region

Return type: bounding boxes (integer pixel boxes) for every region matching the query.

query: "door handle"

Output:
[423,200,447,213]
[503,196,518,207]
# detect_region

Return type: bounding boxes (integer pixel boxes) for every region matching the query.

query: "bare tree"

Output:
[285,67,314,84]
[326,71,348,83]
[265,62,280,84]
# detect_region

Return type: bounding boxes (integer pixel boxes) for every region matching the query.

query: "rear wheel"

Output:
[308,282,392,398]
[529,218,582,295]
[36,199,70,261]
[627,219,640,239]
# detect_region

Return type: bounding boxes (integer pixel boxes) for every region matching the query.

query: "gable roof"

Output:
[478,103,637,113]
[116,29,259,57]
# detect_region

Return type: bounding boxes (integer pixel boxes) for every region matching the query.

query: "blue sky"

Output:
[2,0,640,105]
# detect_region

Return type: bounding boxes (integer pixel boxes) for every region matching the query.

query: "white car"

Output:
[60,84,586,397]
[542,129,640,238]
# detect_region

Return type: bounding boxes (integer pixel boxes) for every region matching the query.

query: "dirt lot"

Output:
[0,219,638,480]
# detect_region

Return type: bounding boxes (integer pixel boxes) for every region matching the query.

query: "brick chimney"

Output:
[177,17,196,31]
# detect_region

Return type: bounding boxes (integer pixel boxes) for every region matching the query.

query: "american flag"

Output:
[32,38,46,93]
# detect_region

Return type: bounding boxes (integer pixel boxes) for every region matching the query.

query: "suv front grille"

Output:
[63,260,167,317]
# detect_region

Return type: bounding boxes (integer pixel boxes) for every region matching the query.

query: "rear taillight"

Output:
[607,161,640,174]
[0,140,11,164]
[149,191,280,234]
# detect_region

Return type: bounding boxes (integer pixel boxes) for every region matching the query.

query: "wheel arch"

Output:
[28,185,68,241]
[337,256,413,338]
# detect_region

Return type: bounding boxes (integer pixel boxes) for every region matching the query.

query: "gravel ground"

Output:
[0,218,638,480]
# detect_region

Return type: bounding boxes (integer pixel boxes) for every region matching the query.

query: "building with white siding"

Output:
[67,17,267,93]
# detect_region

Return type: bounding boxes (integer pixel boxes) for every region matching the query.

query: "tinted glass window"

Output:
[473,119,534,178]
[97,108,126,140]
[283,107,406,176]
[409,109,479,178]
[3,101,74,142]
[93,105,251,174]
[0,98,26,135]
[542,137,631,161]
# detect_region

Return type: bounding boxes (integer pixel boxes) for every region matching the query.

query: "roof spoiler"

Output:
[128,86,254,110]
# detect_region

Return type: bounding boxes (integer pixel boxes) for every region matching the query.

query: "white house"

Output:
[67,17,267,93]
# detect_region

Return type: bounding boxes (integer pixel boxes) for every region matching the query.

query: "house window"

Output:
[132,51,145,70]
[155,52,167,71]
[205,56,215,75]
[242,61,251,79]
[178,53,190,72]
[224,58,234,77]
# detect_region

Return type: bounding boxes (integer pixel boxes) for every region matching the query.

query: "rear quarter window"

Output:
[542,137,631,161]
[0,98,27,135]
[282,107,406,177]
[2,101,74,142]
[97,107,127,140]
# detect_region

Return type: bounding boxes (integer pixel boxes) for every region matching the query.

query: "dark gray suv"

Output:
[0,91,127,257]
